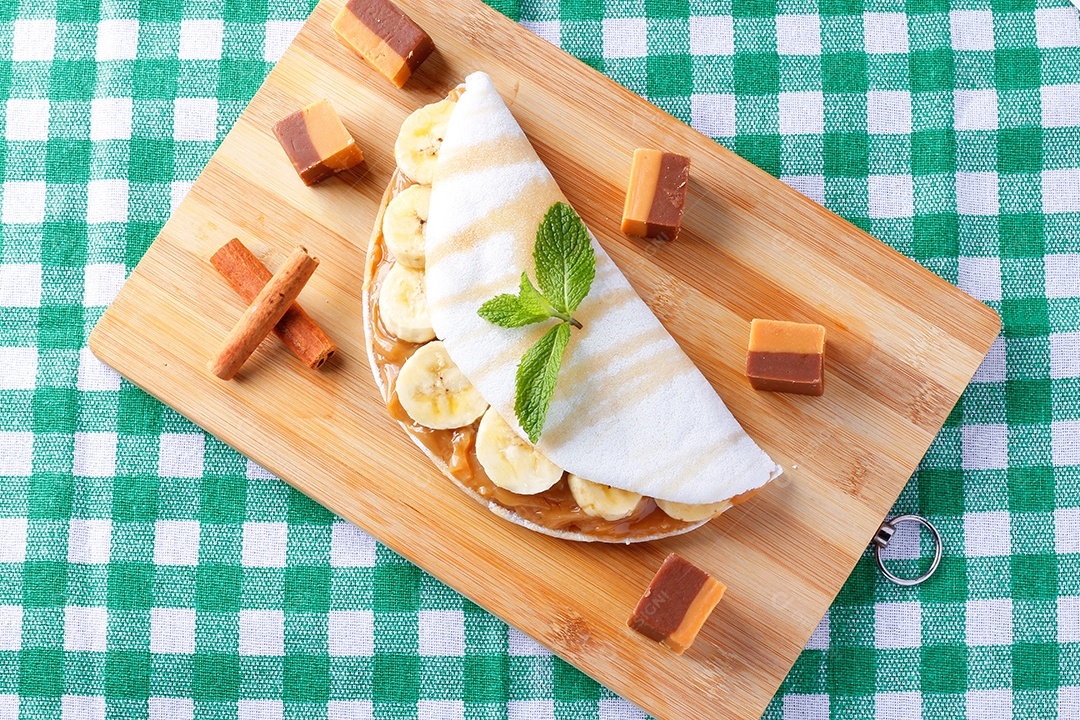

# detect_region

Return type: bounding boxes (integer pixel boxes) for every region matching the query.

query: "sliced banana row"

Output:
[379,102,451,344]
[566,478,731,522]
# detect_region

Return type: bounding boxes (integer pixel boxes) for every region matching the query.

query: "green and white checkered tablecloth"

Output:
[0,0,1077,717]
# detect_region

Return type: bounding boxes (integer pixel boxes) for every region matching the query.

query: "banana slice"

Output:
[567,474,642,521]
[394,98,455,185]
[396,341,488,430]
[476,408,563,495]
[379,263,435,344]
[383,184,429,269]
[655,498,732,523]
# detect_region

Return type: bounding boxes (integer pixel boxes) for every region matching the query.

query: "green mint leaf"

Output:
[515,321,571,443]
[477,291,552,328]
[534,202,596,315]
[516,273,554,317]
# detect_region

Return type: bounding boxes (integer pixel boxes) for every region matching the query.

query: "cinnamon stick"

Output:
[211,239,337,369]
[209,247,319,380]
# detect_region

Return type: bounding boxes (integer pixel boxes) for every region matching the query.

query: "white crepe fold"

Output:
[425,71,782,504]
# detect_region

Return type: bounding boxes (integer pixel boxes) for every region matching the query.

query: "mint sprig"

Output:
[476,202,595,443]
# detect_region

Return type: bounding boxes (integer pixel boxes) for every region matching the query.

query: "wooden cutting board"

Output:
[89,1,1001,717]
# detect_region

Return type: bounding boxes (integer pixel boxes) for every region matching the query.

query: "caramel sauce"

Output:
[366,161,754,541]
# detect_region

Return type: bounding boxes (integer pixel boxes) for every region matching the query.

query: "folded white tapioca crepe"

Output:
[424,72,782,507]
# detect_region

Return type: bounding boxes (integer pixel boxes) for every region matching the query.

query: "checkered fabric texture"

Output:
[0,0,1077,717]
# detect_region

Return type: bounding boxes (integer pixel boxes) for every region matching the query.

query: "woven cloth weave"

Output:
[0,0,1077,718]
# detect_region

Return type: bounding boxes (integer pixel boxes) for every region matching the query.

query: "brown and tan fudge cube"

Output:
[273,99,364,186]
[746,319,827,396]
[628,553,726,654]
[332,0,435,88]
[621,148,691,242]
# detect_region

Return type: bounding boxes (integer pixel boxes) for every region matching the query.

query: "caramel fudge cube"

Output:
[628,553,725,654]
[746,319,826,396]
[273,99,364,186]
[621,148,690,242]
[332,0,435,88]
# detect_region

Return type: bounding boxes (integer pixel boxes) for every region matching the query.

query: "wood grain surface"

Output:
[88,1,1002,717]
